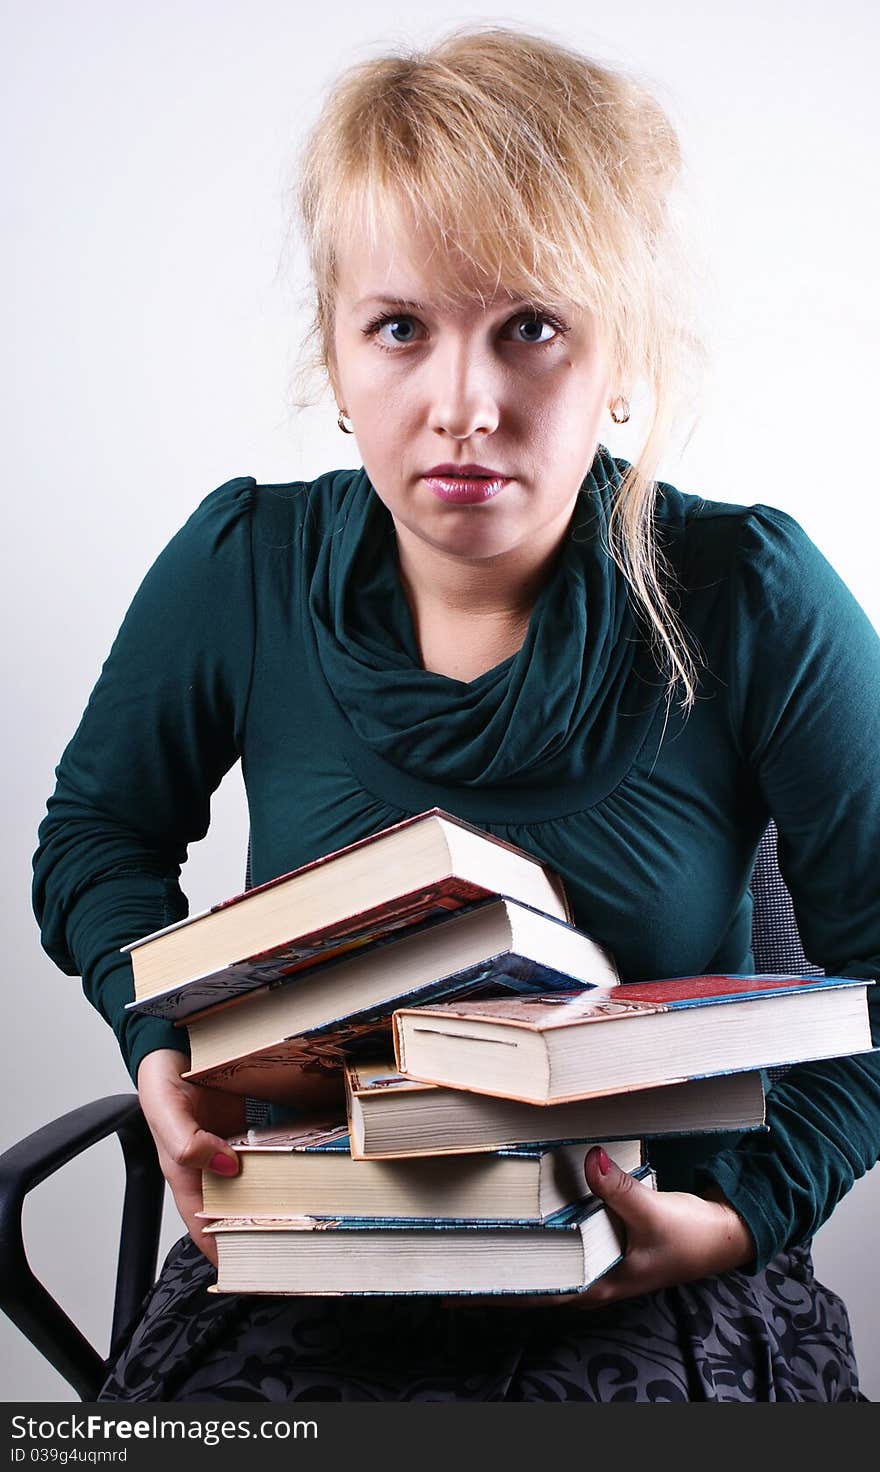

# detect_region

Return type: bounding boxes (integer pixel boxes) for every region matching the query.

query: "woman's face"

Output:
[330,223,614,565]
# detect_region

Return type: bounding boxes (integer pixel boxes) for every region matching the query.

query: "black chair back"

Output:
[750,822,822,977]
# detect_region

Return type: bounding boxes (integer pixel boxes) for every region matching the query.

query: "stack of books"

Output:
[123,810,874,1297]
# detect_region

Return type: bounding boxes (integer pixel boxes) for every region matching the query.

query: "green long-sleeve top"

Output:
[32,447,880,1273]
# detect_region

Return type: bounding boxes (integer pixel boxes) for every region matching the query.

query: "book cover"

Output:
[208,1164,654,1234]
[127,888,497,1022]
[393,973,873,1105]
[196,1120,643,1223]
[123,808,571,1016]
[125,809,527,941]
[204,1170,656,1297]
[205,1196,611,1231]
[397,973,871,1032]
[183,1021,389,1095]
[219,1122,599,1159]
[182,948,611,1099]
[344,1057,767,1158]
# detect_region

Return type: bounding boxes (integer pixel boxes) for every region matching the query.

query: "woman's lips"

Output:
[422,474,511,504]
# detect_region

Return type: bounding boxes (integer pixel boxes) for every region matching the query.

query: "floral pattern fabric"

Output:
[98,1233,865,1403]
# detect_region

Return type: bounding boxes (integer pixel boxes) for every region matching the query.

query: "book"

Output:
[123,808,570,1020]
[393,973,874,1106]
[181,897,617,1099]
[197,1120,643,1221]
[205,1174,656,1296]
[344,1057,767,1158]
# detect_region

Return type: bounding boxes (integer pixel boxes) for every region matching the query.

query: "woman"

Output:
[32,27,879,1401]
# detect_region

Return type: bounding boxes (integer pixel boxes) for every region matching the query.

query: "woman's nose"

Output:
[425,341,501,439]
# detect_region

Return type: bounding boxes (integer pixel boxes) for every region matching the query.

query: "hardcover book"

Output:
[181,897,617,1100]
[344,1057,767,1158]
[393,973,874,1105]
[205,1172,656,1296]
[197,1120,642,1222]
[123,809,571,1019]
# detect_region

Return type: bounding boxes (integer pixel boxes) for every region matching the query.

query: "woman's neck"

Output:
[393,511,569,621]
[393,518,566,680]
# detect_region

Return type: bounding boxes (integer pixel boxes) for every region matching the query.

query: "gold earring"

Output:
[337,408,354,434]
[609,396,630,425]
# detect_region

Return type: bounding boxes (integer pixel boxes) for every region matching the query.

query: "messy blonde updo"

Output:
[295,25,701,707]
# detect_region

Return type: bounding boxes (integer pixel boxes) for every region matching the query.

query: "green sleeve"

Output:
[32,477,257,1083]
[696,505,880,1270]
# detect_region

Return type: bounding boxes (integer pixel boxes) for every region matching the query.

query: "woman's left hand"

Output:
[570,1145,755,1308]
[448,1146,754,1312]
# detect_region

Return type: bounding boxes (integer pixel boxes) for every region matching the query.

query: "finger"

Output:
[187,1081,249,1138]
[583,1147,656,1226]
[576,1257,650,1309]
[183,1130,240,1176]
[159,1080,241,1176]
[160,1155,221,1268]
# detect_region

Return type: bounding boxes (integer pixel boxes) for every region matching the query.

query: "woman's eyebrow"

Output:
[354,295,427,312]
[353,293,546,316]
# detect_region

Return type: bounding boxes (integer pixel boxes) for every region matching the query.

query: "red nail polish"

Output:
[596,1147,611,1176]
[209,1151,238,1176]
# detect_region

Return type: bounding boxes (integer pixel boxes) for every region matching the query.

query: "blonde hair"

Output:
[294,25,702,707]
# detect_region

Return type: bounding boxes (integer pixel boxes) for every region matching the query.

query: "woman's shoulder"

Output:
[645,468,824,593]
[637,468,871,666]
[181,465,362,539]
[156,466,367,595]
[122,467,365,628]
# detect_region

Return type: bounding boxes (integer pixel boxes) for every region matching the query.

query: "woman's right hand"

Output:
[136,1048,247,1268]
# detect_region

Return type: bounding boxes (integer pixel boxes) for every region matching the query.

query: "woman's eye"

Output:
[507,314,562,345]
[371,315,422,347]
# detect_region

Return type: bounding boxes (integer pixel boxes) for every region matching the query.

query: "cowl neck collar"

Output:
[304,445,665,812]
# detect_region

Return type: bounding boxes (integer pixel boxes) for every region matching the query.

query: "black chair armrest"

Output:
[0,1094,165,1401]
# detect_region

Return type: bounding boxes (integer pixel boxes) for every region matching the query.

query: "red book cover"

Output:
[397,973,870,1032]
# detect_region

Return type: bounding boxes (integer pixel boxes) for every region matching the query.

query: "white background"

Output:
[3,0,879,1401]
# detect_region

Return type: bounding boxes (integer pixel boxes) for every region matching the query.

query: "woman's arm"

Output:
[32,476,258,1082]
[32,478,295,1260]
[492,506,880,1307]
[693,505,880,1270]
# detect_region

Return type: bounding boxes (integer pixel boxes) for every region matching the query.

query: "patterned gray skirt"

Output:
[97,1233,865,1402]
